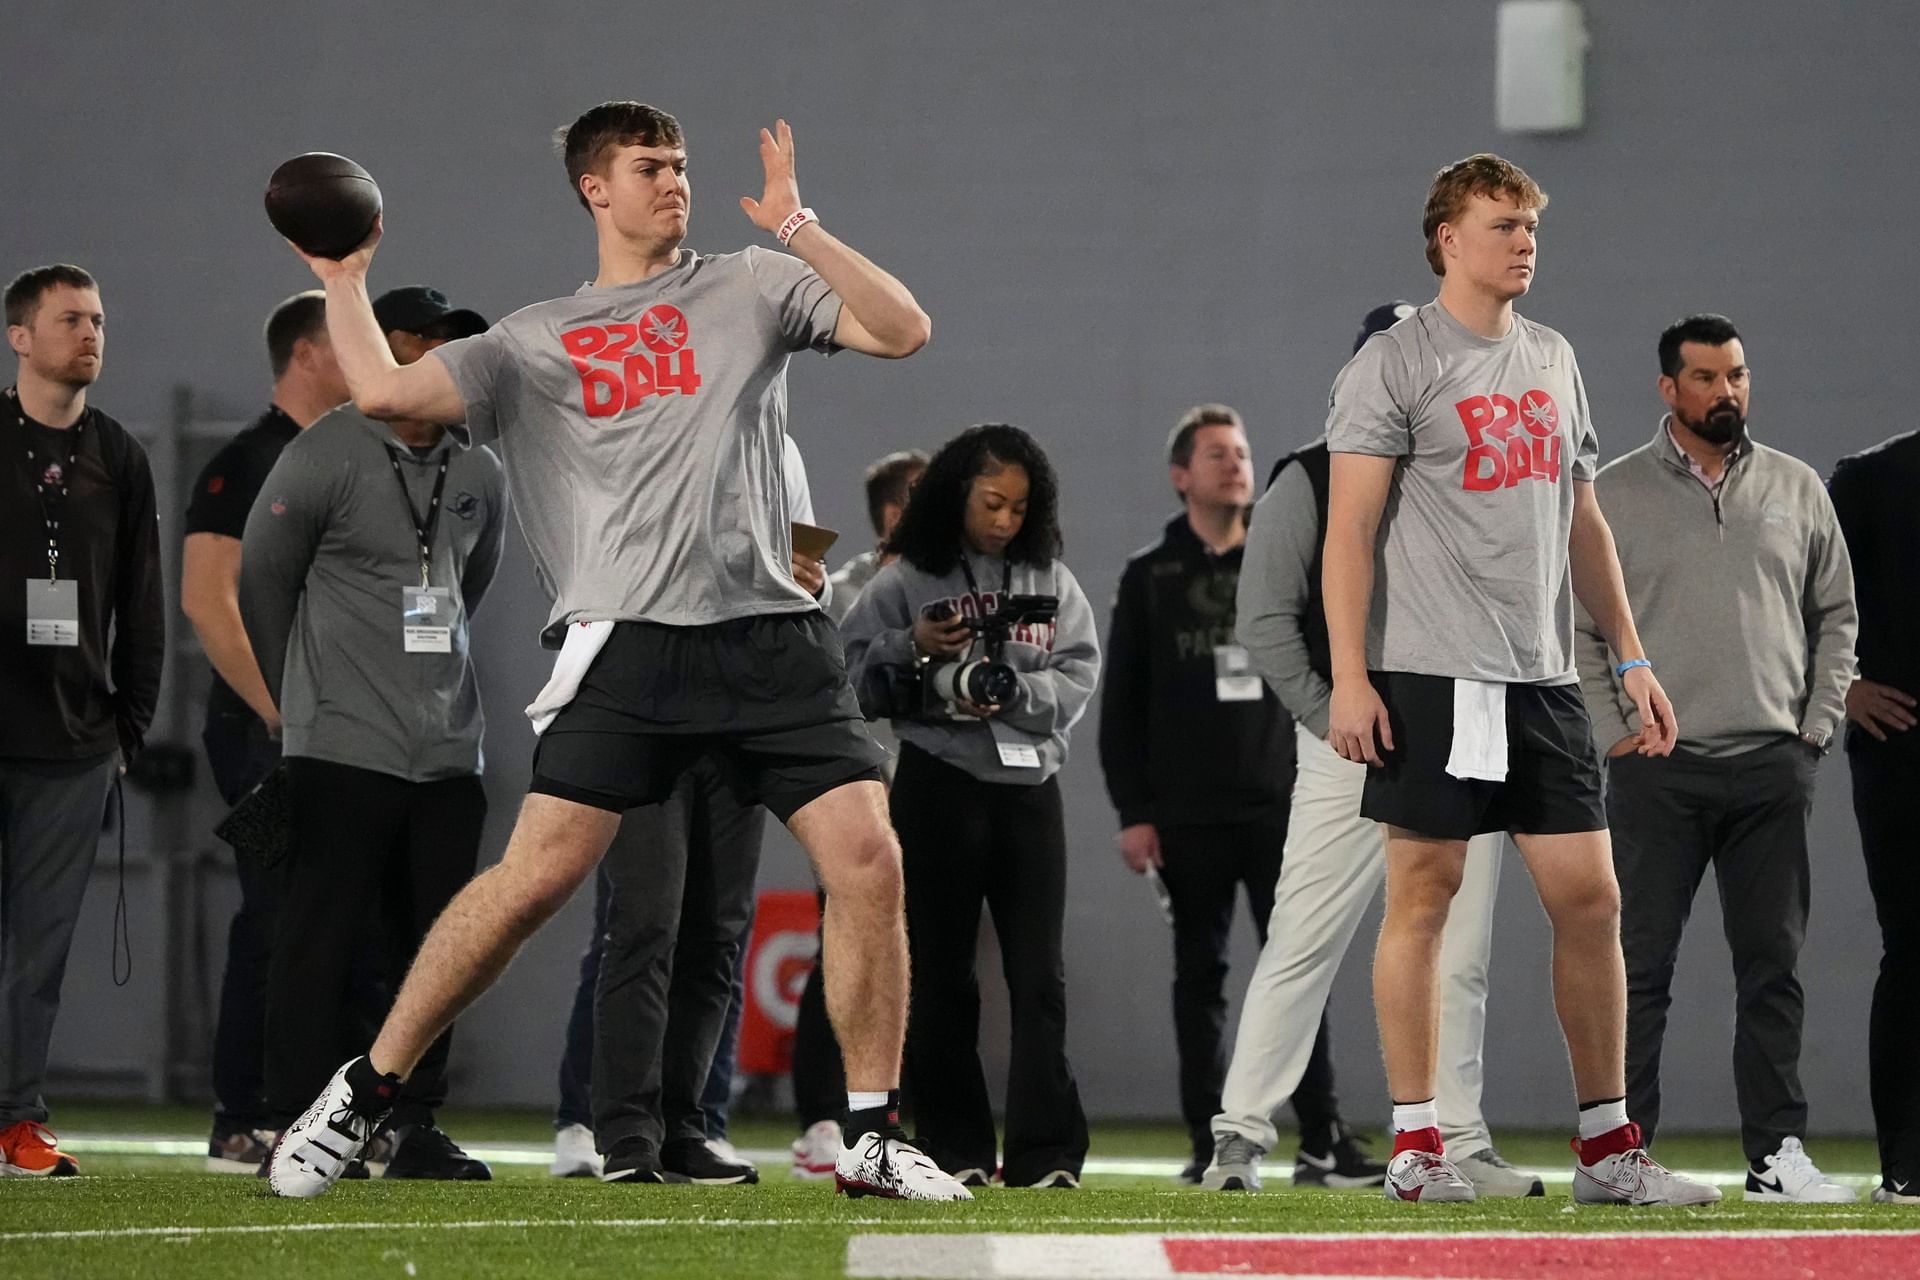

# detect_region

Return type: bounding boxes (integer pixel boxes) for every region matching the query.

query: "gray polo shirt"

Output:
[240,406,507,781]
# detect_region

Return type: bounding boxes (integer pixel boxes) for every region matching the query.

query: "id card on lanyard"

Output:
[12,388,84,646]
[388,445,451,653]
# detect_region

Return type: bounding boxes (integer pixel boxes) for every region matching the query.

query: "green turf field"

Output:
[1,1108,1910,1279]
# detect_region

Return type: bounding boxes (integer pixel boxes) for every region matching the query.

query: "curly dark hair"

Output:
[884,424,1063,575]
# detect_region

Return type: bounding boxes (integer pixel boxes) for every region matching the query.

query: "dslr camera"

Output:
[874,594,1059,720]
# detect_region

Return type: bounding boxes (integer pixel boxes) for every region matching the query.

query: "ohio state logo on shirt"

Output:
[1456,389,1562,491]
[560,303,704,419]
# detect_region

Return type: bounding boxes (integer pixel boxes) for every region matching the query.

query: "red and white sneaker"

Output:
[0,1120,79,1176]
[835,1128,972,1201]
[1573,1123,1723,1206]
[1383,1128,1475,1202]
[790,1119,841,1181]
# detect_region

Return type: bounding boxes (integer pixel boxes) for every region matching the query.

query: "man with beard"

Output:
[0,264,164,1175]
[1573,313,1858,1201]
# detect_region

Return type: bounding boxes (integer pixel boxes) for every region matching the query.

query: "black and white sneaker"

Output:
[1295,1128,1388,1188]
[381,1123,491,1181]
[206,1123,276,1175]
[1025,1169,1080,1189]
[661,1136,759,1185]
[601,1138,692,1184]
[265,1057,396,1199]
[836,1128,973,1200]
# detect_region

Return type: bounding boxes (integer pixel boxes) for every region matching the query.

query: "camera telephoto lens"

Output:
[965,661,1019,706]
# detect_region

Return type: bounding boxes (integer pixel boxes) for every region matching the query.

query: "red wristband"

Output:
[776,207,818,246]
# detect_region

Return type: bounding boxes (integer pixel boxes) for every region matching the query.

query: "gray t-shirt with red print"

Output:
[431,245,842,633]
[1325,301,1599,685]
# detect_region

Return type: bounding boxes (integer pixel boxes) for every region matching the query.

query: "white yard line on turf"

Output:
[57,1135,1876,1189]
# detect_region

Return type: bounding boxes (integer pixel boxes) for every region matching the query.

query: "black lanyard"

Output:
[9,387,84,581]
[386,445,450,588]
[956,554,1012,646]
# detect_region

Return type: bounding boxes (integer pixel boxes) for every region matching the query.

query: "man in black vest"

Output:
[1201,304,1536,1198]
[1100,404,1373,1185]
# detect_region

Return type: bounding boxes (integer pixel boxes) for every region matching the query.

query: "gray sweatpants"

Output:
[0,753,116,1127]
[1609,737,1815,1163]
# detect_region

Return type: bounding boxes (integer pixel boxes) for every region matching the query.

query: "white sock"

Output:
[847,1091,889,1112]
[1391,1101,1438,1133]
[1578,1099,1629,1141]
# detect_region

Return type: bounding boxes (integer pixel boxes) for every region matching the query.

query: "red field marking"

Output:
[1163,1230,1920,1279]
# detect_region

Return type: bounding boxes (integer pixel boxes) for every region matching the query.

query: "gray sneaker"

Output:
[1454,1147,1545,1197]
[1200,1133,1265,1192]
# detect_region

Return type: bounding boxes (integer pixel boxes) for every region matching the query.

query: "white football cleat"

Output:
[1383,1148,1477,1202]
[835,1129,973,1201]
[1573,1137,1722,1206]
[266,1058,390,1199]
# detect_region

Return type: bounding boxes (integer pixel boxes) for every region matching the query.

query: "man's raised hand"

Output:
[739,119,804,236]
[288,215,382,282]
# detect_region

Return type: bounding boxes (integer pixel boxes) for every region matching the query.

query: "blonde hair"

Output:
[1422,154,1548,276]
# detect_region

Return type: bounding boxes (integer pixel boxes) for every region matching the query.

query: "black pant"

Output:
[1851,732,1920,1182]
[265,758,486,1127]
[894,743,1089,1184]
[1608,739,1815,1162]
[203,707,283,1129]
[591,757,765,1156]
[789,890,846,1129]
[1158,815,1342,1157]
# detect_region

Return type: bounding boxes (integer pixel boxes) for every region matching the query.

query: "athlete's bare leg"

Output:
[1512,828,1626,1102]
[786,778,907,1093]
[1374,830,1468,1102]
[369,793,620,1078]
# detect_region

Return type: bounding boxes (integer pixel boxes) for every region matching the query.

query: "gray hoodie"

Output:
[1574,418,1855,756]
[840,551,1101,785]
[241,405,508,781]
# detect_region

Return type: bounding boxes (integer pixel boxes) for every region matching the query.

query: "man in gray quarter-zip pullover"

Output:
[241,287,507,1180]
[1574,314,1857,1202]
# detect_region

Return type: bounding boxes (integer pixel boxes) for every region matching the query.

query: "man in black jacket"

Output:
[1830,434,1920,1204]
[0,264,164,1176]
[1099,403,1368,1184]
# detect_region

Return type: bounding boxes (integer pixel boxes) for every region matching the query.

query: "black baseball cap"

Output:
[1355,300,1418,352]
[372,286,488,339]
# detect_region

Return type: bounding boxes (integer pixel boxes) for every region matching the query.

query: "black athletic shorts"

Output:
[530,612,887,823]
[1359,669,1606,840]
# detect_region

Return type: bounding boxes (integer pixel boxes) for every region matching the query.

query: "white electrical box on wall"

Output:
[1496,0,1589,133]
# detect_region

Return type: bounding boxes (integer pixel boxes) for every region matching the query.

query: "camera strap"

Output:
[956,555,1012,651]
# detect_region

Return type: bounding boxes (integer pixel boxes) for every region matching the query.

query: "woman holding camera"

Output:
[841,424,1100,1189]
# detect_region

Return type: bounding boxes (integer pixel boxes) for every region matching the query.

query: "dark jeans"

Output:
[203,708,282,1130]
[790,891,846,1129]
[894,743,1089,1184]
[265,758,485,1127]
[585,757,766,1157]
[1158,813,1342,1157]
[1609,738,1815,1162]
[1851,730,1920,1182]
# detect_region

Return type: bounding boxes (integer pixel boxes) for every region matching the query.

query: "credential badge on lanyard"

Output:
[389,445,452,653]
[14,389,83,647]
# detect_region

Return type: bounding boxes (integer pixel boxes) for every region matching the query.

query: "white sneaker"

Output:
[550,1122,602,1178]
[1026,1169,1080,1189]
[1454,1147,1545,1198]
[835,1129,973,1201]
[790,1119,841,1180]
[1573,1141,1722,1206]
[266,1058,390,1199]
[1383,1148,1476,1202]
[1745,1137,1857,1202]
[1872,1179,1920,1204]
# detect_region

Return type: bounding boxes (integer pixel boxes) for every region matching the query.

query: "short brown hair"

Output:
[1166,404,1243,468]
[264,290,327,378]
[862,449,928,537]
[557,101,685,213]
[5,264,97,328]
[1421,154,1548,276]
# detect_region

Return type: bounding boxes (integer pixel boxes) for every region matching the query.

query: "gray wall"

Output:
[17,1,1912,1131]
